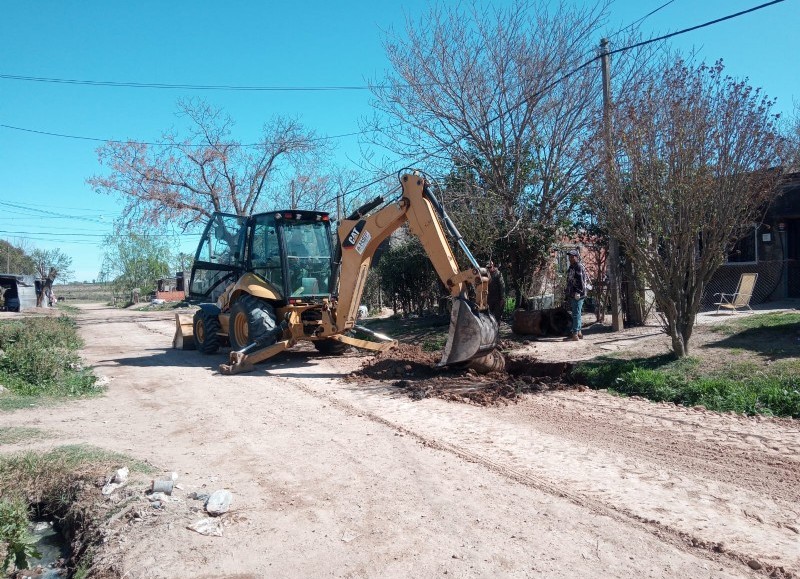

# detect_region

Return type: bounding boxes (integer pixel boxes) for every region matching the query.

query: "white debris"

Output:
[101,481,124,495]
[188,518,223,536]
[101,466,130,495]
[113,467,129,484]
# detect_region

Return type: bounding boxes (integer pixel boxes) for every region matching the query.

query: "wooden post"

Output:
[601,38,624,331]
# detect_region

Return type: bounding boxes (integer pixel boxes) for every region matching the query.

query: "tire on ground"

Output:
[313,335,350,356]
[193,309,221,354]
[228,294,277,351]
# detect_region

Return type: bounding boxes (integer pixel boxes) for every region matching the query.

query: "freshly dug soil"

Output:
[348,343,582,405]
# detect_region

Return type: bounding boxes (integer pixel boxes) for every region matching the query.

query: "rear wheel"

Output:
[229,295,277,351]
[313,336,350,356]
[193,310,221,354]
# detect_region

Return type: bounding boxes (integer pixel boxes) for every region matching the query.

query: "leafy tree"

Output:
[0,240,36,275]
[30,248,73,306]
[88,99,326,231]
[591,58,784,356]
[376,235,440,316]
[100,228,171,302]
[30,248,73,283]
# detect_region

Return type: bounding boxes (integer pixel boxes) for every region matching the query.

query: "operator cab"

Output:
[189,210,333,303]
[252,211,333,302]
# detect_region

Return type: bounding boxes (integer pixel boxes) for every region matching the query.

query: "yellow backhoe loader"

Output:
[174,170,502,375]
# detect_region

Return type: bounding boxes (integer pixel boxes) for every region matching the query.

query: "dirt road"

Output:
[4,304,799,578]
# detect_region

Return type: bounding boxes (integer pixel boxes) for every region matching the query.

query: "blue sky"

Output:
[1,0,797,283]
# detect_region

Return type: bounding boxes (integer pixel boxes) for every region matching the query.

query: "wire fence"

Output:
[700,261,787,310]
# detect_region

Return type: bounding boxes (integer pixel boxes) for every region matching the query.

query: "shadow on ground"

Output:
[701,321,800,359]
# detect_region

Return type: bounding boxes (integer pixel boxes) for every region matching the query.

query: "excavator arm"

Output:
[334,172,499,366]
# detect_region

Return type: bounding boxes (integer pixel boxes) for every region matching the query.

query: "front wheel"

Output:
[193,310,221,354]
[228,295,277,351]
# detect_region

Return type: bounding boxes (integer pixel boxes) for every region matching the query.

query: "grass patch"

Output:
[0,427,47,445]
[0,445,152,506]
[55,303,82,315]
[706,312,800,359]
[576,312,800,417]
[0,315,104,408]
[422,336,447,352]
[0,445,152,572]
[577,355,800,418]
[712,311,800,334]
[132,300,190,311]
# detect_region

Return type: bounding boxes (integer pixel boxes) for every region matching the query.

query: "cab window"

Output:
[251,215,284,289]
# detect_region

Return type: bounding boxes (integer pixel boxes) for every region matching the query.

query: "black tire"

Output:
[313,336,350,356]
[193,310,221,354]
[229,295,277,351]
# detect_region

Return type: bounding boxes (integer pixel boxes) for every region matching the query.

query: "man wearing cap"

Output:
[564,248,589,341]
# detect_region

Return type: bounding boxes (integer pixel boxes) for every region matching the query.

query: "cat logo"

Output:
[343,220,366,250]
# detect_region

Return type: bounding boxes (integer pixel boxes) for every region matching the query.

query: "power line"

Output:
[0,197,115,213]
[607,0,678,42]
[0,73,377,92]
[607,0,786,57]
[0,123,375,148]
[0,200,111,224]
[0,230,202,239]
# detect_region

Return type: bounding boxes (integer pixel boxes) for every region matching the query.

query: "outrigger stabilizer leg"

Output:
[218,322,289,375]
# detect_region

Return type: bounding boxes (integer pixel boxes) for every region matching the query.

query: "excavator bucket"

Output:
[438,295,499,367]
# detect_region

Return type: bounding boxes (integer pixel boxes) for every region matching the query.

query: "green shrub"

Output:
[0,496,40,572]
[0,316,100,399]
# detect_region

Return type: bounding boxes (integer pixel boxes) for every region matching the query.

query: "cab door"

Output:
[189,213,248,301]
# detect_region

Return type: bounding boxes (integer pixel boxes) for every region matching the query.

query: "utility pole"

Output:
[601,38,624,332]
[290,180,296,210]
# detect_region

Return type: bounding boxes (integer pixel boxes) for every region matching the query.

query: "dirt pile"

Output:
[348,344,583,405]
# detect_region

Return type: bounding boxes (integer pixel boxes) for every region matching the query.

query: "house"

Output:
[155,271,187,302]
[702,171,800,307]
[0,274,41,311]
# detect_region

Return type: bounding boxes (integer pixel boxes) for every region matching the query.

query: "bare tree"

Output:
[368,0,635,304]
[88,99,326,230]
[592,58,784,357]
[786,101,800,170]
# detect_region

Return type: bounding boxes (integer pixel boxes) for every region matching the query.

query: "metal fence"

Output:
[700,261,785,310]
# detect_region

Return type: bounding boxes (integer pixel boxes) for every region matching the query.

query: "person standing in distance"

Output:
[487,261,505,322]
[564,249,588,341]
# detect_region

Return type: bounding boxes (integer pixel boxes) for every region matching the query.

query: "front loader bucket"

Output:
[173,314,196,350]
[438,296,498,367]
